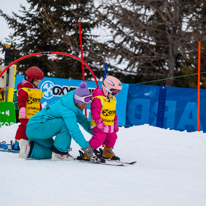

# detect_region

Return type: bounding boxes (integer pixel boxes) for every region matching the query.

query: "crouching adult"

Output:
[19,82,96,161]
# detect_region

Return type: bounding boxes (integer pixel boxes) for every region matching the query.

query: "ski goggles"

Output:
[110,90,119,96]
[104,86,119,96]
[74,94,92,104]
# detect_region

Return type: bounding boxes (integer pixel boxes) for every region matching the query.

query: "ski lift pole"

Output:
[103,63,108,81]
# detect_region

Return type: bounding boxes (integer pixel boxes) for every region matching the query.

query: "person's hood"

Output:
[61,90,80,113]
[17,79,36,90]
[92,88,105,98]
[22,79,30,84]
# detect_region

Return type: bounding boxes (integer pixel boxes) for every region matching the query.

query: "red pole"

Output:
[78,22,87,116]
[198,41,201,131]
[78,22,85,82]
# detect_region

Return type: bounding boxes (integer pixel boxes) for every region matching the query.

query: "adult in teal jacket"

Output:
[19,82,94,161]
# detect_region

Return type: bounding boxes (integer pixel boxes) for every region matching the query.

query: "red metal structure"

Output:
[78,22,85,82]
[0,51,99,88]
[79,22,87,115]
[198,42,201,131]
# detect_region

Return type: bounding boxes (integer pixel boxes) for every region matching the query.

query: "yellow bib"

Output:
[19,87,43,119]
[91,96,116,126]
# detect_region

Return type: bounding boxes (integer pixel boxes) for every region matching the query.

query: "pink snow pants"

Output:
[89,126,118,149]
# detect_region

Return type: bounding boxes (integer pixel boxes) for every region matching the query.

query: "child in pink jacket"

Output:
[87,76,122,160]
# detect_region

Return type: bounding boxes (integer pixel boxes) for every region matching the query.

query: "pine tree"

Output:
[98,0,205,87]
[0,0,107,80]
[176,1,206,88]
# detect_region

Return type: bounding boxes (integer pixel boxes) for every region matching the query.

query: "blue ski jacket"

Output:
[27,90,93,149]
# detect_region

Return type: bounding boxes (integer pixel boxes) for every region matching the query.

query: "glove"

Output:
[96,119,109,133]
[114,120,119,132]
[82,145,102,163]
[20,107,26,119]
[82,145,94,159]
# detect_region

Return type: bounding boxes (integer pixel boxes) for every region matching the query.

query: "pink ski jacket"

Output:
[90,88,118,126]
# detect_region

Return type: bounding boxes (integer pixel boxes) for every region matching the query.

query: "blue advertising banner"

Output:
[126,84,160,127]
[165,86,206,132]
[126,84,206,132]
[15,75,129,126]
[14,75,206,132]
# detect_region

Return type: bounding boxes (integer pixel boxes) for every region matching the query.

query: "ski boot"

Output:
[51,152,73,161]
[11,139,20,150]
[83,152,91,160]
[19,139,31,159]
[50,145,73,161]
[77,147,102,162]
[102,146,120,161]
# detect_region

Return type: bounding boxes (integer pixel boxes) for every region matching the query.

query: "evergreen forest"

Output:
[0,0,206,88]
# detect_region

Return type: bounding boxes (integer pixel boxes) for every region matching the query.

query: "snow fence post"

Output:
[156,86,167,128]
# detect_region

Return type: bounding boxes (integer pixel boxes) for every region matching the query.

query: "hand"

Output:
[96,119,109,133]
[20,107,27,119]
[114,120,119,132]
[82,145,94,159]
[82,145,102,162]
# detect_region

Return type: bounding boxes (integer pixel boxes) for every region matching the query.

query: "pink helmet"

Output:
[102,76,122,96]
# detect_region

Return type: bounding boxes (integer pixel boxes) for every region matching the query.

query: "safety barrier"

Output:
[15,75,205,132]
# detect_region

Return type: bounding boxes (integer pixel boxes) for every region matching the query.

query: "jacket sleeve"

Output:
[114,111,118,123]
[91,97,102,123]
[17,89,28,108]
[77,113,93,136]
[61,107,89,149]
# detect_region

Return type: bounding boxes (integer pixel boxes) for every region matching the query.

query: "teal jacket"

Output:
[28,90,93,149]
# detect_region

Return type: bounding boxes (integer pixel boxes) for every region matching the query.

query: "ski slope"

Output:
[0,123,206,206]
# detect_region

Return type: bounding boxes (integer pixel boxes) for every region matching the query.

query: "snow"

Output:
[1,123,206,206]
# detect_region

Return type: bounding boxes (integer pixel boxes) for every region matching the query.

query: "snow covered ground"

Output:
[1,123,206,206]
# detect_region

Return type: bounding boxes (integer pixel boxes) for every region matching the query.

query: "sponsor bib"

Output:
[19,88,43,119]
[91,96,116,126]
